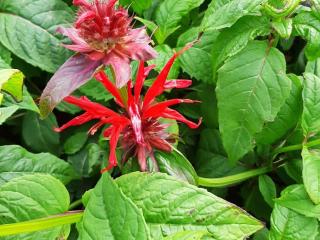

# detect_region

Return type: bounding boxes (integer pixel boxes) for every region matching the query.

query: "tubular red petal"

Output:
[143,99,200,118]
[64,96,118,116]
[94,71,125,107]
[101,125,123,173]
[134,61,145,103]
[73,0,91,7]
[137,147,147,171]
[54,112,94,132]
[164,79,192,89]
[143,54,177,108]
[143,44,193,108]
[160,108,202,129]
[75,11,96,28]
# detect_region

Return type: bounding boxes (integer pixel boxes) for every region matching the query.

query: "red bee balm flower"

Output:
[40,0,157,117]
[55,48,201,172]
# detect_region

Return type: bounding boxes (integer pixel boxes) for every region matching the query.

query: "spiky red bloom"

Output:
[59,0,157,87]
[55,47,201,172]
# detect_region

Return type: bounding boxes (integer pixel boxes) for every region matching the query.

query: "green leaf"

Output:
[0,174,70,240]
[258,175,276,207]
[164,231,208,240]
[306,58,320,77]
[154,148,197,185]
[275,184,320,218]
[0,69,24,104]
[68,143,103,177]
[269,203,318,240]
[302,147,320,204]
[22,112,60,154]
[148,45,180,79]
[294,11,320,61]
[0,106,19,125]
[120,0,152,14]
[0,43,12,69]
[3,86,39,113]
[116,172,263,240]
[177,28,219,83]
[154,0,204,43]
[211,15,271,80]
[201,0,265,32]
[64,131,88,155]
[78,79,113,102]
[217,41,291,163]
[284,159,303,183]
[272,18,293,39]
[78,173,151,240]
[0,0,73,72]
[0,145,78,185]
[302,73,320,137]
[256,74,302,145]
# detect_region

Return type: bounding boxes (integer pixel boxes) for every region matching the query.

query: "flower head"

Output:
[55,46,201,172]
[58,0,157,87]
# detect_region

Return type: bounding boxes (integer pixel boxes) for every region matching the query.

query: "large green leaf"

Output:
[154,0,204,43]
[116,172,263,240]
[211,16,270,80]
[22,112,60,154]
[78,79,113,102]
[0,43,11,69]
[0,174,70,240]
[78,173,151,240]
[275,184,320,218]
[164,231,208,240]
[294,11,320,61]
[177,28,219,83]
[0,145,78,185]
[217,41,291,163]
[302,147,320,204]
[269,203,318,240]
[256,74,302,145]
[302,73,320,137]
[201,0,265,32]
[64,131,88,155]
[0,0,73,72]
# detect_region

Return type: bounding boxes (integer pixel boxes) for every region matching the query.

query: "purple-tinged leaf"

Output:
[39,54,101,118]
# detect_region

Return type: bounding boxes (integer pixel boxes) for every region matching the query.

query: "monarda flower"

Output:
[54,47,201,172]
[40,0,157,117]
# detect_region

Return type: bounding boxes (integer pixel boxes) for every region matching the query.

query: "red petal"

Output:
[101,125,124,173]
[164,79,192,89]
[95,71,125,107]
[160,108,202,129]
[73,0,91,8]
[75,11,96,28]
[54,112,94,132]
[143,99,200,118]
[143,45,192,108]
[144,64,155,77]
[134,61,145,103]
[65,96,118,117]
[137,147,147,171]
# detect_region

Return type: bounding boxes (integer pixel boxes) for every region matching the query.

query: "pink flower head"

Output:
[58,0,157,87]
[55,46,201,173]
[39,0,157,118]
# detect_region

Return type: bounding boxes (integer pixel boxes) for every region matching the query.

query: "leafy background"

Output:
[1,0,320,239]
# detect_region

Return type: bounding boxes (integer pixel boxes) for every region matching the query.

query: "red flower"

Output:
[59,0,157,87]
[55,46,201,173]
[39,0,157,117]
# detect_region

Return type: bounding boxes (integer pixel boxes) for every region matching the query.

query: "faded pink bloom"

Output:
[58,0,157,87]
[39,0,157,117]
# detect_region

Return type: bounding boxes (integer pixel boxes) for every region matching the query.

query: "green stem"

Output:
[197,166,271,188]
[0,211,83,237]
[272,138,320,156]
[263,0,301,18]
[69,199,83,210]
